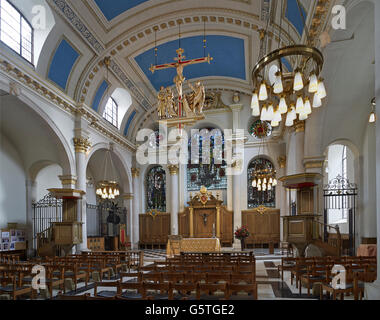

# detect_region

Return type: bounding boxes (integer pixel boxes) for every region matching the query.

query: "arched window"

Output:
[146,166,166,212]
[247,158,276,208]
[187,128,227,191]
[0,0,33,63]
[103,97,118,127]
[326,144,355,224]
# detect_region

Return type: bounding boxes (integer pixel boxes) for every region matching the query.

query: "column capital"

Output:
[168,165,179,175]
[73,137,91,153]
[59,175,78,188]
[229,103,243,111]
[293,120,305,133]
[131,168,140,178]
[278,156,287,169]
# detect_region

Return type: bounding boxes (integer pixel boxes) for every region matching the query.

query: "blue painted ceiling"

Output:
[92,80,109,111]
[286,0,307,36]
[48,39,79,90]
[93,0,149,21]
[135,35,246,92]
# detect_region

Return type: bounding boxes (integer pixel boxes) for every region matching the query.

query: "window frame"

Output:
[103,97,119,128]
[0,0,34,65]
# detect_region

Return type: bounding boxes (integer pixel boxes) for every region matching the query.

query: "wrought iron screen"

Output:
[323,175,357,255]
[32,193,62,250]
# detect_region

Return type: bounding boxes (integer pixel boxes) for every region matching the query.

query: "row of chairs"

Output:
[83,280,257,300]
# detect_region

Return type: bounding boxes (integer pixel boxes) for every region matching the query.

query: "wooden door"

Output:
[193,209,216,238]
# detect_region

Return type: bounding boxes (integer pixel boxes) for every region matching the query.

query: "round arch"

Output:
[0,79,75,179]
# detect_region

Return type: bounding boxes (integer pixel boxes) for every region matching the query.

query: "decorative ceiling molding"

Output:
[49,0,105,54]
[49,0,152,111]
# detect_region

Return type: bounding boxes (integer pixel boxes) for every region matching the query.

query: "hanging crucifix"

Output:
[150,43,212,128]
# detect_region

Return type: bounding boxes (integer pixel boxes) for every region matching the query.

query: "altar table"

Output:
[167,238,221,256]
[357,244,377,257]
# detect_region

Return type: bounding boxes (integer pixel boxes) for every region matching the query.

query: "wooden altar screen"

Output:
[139,211,170,249]
[241,207,280,251]
[178,187,233,247]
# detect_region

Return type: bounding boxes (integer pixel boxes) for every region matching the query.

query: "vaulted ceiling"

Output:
[4,0,335,140]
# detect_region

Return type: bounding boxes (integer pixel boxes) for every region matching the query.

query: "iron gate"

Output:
[32,193,62,250]
[323,175,357,256]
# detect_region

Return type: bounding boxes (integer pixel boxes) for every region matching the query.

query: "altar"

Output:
[178,186,233,247]
[166,237,221,257]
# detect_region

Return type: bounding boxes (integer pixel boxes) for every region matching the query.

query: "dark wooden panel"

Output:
[242,209,280,245]
[139,213,170,247]
[194,209,216,238]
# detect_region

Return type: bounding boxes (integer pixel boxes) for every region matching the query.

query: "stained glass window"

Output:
[187,128,227,191]
[247,158,276,208]
[249,120,272,139]
[146,166,166,211]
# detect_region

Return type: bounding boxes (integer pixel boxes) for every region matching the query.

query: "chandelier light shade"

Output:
[313,93,322,108]
[260,105,268,121]
[296,96,304,114]
[309,74,319,93]
[299,112,308,121]
[293,71,304,92]
[317,80,327,99]
[273,72,284,94]
[251,92,260,116]
[304,98,312,115]
[279,97,288,114]
[259,82,268,101]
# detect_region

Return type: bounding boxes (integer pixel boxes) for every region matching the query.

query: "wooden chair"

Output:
[227,283,258,300]
[299,264,330,296]
[230,273,254,284]
[206,273,231,284]
[94,280,120,298]
[141,272,163,283]
[119,272,142,283]
[277,257,296,281]
[353,271,377,300]
[118,281,146,300]
[145,281,173,300]
[63,264,88,291]
[56,292,89,300]
[172,283,198,300]
[0,276,35,300]
[196,283,228,300]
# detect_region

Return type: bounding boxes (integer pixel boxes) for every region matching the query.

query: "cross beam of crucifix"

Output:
[150,48,213,126]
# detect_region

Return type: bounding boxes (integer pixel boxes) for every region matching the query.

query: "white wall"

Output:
[0,132,27,228]
[35,164,62,201]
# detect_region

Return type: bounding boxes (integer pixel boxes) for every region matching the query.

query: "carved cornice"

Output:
[304,160,324,169]
[73,137,91,153]
[131,168,140,178]
[168,165,179,175]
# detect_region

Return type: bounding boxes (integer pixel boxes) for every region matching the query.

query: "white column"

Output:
[73,138,90,252]
[232,170,241,249]
[122,194,133,245]
[287,121,305,175]
[366,0,380,299]
[230,103,244,250]
[25,180,37,257]
[168,165,179,235]
[277,157,287,241]
[131,168,140,249]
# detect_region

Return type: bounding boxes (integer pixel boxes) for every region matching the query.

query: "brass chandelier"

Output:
[96,149,120,200]
[251,0,326,128]
[251,167,277,192]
